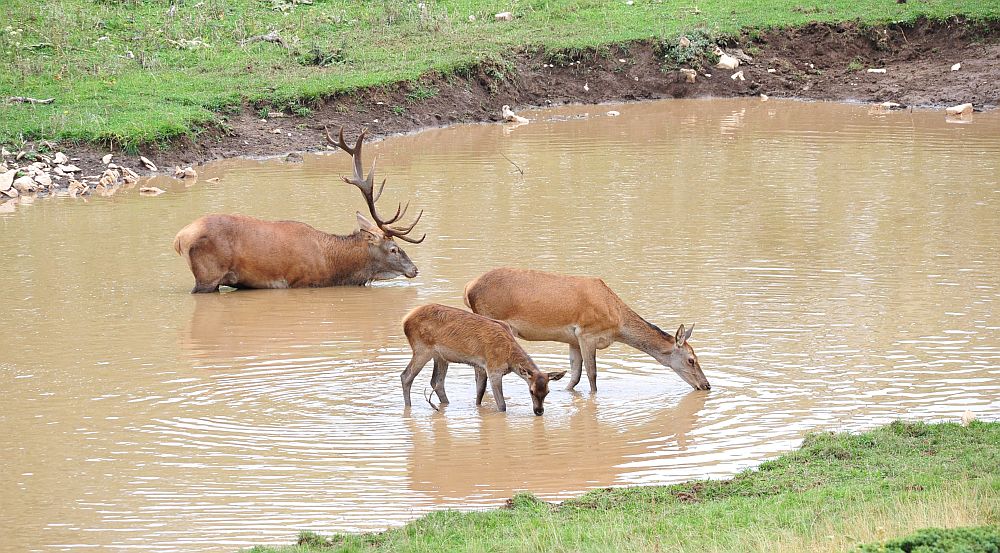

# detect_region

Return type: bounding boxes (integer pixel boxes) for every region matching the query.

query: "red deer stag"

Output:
[464,268,710,392]
[173,129,424,292]
[401,304,566,415]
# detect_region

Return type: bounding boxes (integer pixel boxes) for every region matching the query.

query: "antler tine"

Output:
[382,201,409,225]
[324,126,356,155]
[392,230,426,244]
[388,209,423,236]
[373,178,386,203]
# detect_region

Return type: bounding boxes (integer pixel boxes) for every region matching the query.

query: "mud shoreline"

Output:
[5,17,999,182]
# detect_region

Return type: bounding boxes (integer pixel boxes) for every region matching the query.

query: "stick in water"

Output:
[423,387,440,412]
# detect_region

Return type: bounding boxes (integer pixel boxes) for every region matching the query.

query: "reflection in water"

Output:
[181,286,417,363]
[1,99,999,552]
[406,391,707,500]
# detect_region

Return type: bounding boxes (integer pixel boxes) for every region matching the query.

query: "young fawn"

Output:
[401,304,566,415]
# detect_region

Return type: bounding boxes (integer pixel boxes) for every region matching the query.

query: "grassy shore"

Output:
[2,1,1000,149]
[248,421,999,553]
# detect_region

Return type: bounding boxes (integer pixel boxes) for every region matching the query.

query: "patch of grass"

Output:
[847,57,866,72]
[249,421,1000,553]
[854,526,1000,552]
[2,1,1000,148]
[405,84,439,102]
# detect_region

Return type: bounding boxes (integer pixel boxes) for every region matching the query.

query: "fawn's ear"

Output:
[675,324,688,346]
[546,370,567,381]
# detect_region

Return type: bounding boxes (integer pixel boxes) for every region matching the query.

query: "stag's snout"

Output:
[534,407,544,416]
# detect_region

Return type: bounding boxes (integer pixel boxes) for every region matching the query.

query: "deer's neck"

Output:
[617,308,676,357]
[509,349,541,381]
[323,232,377,286]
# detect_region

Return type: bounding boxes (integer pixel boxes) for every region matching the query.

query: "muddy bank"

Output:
[5,17,999,182]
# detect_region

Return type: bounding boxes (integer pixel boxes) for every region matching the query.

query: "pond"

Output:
[1,99,999,552]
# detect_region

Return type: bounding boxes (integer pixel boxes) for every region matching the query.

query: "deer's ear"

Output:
[546,370,567,381]
[356,212,384,242]
[684,324,695,343]
[675,324,687,346]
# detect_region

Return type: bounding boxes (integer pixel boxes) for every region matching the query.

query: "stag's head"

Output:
[355,213,418,280]
[653,324,710,391]
[327,127,425,281]
[527,369,566,416]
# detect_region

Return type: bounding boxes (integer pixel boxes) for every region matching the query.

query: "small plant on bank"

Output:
[296,43,347,67]
[391,105,405,115]
[847,57,865,72]
[405,84,439,102]
[657,28,718,70]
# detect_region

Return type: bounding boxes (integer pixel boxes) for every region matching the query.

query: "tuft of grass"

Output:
[405,84,439,102]
[657,28,718,70]
[854,526,1000,553]
[248,421,1000,553]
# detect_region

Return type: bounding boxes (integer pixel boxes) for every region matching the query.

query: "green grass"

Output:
[856,526,1000,552]
[2,1,999,149]
[247,421,1000,553]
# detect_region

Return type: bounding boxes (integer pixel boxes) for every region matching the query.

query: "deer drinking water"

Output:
[172,128,425,292]
[401,304,566,415]
[464,267,710,392]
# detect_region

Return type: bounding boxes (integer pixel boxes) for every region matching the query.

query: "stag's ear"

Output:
[546,370,567,381]
[356,212,384,242]
[675,324,687,346]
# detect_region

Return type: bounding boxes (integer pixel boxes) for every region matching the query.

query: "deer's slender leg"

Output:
[580,340,599,393]
[566,342,583,390]
[400,347,433,407]
[488,371,507,412]
[429,357,450,404]
[475,368,488,405]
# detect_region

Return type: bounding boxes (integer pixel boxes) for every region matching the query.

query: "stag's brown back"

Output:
[173,213,381,292]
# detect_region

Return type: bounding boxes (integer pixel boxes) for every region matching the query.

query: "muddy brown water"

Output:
[2,99,999,552]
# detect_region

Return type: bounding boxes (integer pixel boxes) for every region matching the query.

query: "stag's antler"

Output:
[325,127,426,244]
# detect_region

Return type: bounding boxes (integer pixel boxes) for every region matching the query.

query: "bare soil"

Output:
[18,18,1000,178]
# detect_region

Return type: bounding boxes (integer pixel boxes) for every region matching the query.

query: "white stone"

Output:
[0,169,16,191]
[714,47,739,70]
[12,175,37,192]
[945,103,973,116]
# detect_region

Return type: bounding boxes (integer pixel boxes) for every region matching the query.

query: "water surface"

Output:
[2,99,999,552]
